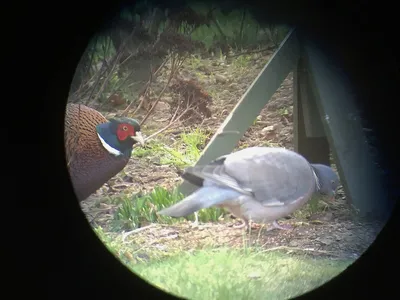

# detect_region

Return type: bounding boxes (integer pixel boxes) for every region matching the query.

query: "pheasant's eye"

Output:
[122,125,128,131]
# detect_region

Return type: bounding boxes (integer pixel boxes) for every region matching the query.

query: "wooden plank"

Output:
[293,57,330,165]
[296,58,326,138]
[302,41,390,220]
[179,28,300,195]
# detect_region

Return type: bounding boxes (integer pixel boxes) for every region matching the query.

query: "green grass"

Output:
[130,248,352,300]
[110,186,226,231]
[94,228,353,300]
[232,54,253,73]
[132,128,210,170]
[111,187,185,231]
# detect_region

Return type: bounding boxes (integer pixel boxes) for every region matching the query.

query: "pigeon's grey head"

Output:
[311,164,340,199]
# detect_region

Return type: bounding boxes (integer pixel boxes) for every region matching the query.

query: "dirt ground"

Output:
[80,52,384,261]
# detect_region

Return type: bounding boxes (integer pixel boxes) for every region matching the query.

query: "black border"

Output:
[11,0,399,298]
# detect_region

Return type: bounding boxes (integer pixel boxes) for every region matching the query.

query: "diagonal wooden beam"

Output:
[179,28,300,195]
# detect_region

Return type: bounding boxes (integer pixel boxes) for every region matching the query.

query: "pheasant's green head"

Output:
[96,117,145,157]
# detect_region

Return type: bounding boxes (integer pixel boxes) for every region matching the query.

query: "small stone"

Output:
[122,175,133,183]
[136,253,150,261]
[261,125,276,133]
[229,83,238,88]
[317,237,333,245]
[162,96,173,103]
[215,74,228,83]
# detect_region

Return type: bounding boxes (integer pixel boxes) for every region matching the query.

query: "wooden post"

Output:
[179,28,300,195]
[293,57,330,165]
[302,40,390,220]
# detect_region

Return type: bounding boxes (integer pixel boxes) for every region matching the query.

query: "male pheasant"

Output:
[64,103,145,201]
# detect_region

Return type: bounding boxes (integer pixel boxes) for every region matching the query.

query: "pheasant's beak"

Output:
[132,131,145,146]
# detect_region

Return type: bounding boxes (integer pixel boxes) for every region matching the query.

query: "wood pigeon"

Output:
[158,147,339,230]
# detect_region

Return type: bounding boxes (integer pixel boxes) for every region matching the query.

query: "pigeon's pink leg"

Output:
[233,219,249,229]
[234,219,261,232]
[267,220,292,231]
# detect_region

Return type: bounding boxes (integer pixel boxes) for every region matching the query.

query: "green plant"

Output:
[163,128,209,168]
[278,107,290,116]
[195,206,225,223]
[112,187,185,231]
[190,24,215,51]
[189,7,279,52]
[135,128,210,169]
[187,55,203,69]
[261,141,282,148]
[292,195,329,220]
[111,183,226,231]
[132,143,156,158]
[229,53,255,77]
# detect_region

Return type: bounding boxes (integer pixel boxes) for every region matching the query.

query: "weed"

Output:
[132,128,210,170]
[278,107,290,116]
[232,55,252,73]
[111,187,185,231]
[292,195,329,220]
[187,55,203,69]
[111,185,226,231]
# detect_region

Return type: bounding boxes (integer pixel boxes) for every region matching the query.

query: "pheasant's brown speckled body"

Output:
[64,103,142,201]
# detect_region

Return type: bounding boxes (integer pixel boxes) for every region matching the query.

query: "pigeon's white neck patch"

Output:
[312,168,322,191]
[97,133,122,156]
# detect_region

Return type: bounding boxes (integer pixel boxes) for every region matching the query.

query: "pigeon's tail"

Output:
[158,186,240,218]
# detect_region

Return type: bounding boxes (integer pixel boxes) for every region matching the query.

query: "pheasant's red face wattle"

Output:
[117,123,135,141]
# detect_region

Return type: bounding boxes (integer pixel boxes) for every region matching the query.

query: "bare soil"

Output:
[80,52,383,260]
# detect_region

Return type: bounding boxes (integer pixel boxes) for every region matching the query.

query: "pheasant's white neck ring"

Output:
[97,133,123,156]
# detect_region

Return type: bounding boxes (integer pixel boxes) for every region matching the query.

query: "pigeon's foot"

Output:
[233,219,261,231]
[266,220,292,231]
[247,221,262,231]
[252,224,262,229]
[233,219,248,229]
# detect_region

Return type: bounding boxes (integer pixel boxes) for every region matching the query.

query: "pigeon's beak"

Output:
[131,131,145,146]
[329,190,336,201]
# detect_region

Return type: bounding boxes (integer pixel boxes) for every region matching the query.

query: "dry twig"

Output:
[122,224,158,242]
[260,245,340,257]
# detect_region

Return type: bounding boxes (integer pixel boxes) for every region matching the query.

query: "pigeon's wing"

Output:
[185,147,316,206]
[223,147,317,206]
[184,155,253,196]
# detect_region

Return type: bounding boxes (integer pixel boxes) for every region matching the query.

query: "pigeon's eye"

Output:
[331,180,336,185]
